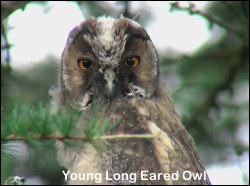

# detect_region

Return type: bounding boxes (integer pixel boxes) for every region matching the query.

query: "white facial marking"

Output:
[106,81,114,95]
[97,16,116,51]
[104,69,116,94]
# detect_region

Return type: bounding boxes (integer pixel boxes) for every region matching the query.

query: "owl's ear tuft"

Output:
[117,18,150,41]
[125,24,150,41]
[67,18,98,44]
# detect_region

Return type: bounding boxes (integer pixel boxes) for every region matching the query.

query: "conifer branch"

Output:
[1,134,155,142]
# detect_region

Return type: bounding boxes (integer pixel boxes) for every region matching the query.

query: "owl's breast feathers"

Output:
[99,87,211,185]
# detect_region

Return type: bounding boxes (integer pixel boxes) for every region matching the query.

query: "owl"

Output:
[50,16,211,185]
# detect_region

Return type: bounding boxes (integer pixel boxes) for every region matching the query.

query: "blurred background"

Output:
[1,1,249,185]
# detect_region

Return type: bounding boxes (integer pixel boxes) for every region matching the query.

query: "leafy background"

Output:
[1,1,249,185]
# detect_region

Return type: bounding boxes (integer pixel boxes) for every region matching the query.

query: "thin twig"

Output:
[1,43,13,50]
[95,134,155,140]
[1,134,155,142]
[170,2,246,39]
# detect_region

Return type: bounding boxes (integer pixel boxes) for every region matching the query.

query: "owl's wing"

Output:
[147,121,211,185]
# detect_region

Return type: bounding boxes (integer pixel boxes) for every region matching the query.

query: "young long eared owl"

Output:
[50,16,211,185]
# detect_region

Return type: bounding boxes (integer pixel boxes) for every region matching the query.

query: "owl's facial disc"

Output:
[63,16,159,107]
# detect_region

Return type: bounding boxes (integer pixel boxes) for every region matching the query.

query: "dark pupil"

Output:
[83,60,91,68]
[127,58,135,66]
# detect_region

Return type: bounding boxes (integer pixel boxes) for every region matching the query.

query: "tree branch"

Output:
[170,2,248,41]
[1,134,155,142]
[1,21,11,70]
[1,1,31,21]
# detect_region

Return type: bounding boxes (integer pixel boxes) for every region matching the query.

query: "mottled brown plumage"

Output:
[50,16,211,185]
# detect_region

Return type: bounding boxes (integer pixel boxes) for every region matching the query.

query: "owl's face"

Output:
[61,17,159,109]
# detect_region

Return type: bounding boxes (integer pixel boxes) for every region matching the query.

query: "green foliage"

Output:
[1,102,110,183]
[1,103,80,141]
[84,101,118,141]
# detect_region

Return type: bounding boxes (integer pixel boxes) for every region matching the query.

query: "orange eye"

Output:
[78,59,94,69]
[125,56,140,67]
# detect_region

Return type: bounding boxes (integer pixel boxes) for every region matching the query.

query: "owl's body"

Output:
[50,16,211,185]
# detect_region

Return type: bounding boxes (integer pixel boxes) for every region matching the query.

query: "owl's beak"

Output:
[103,69,116,97]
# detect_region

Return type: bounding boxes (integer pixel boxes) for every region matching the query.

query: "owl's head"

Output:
[60,16,160,109]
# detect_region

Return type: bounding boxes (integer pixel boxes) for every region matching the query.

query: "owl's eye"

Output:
[78,59,94,69]
[125,56,140,67]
